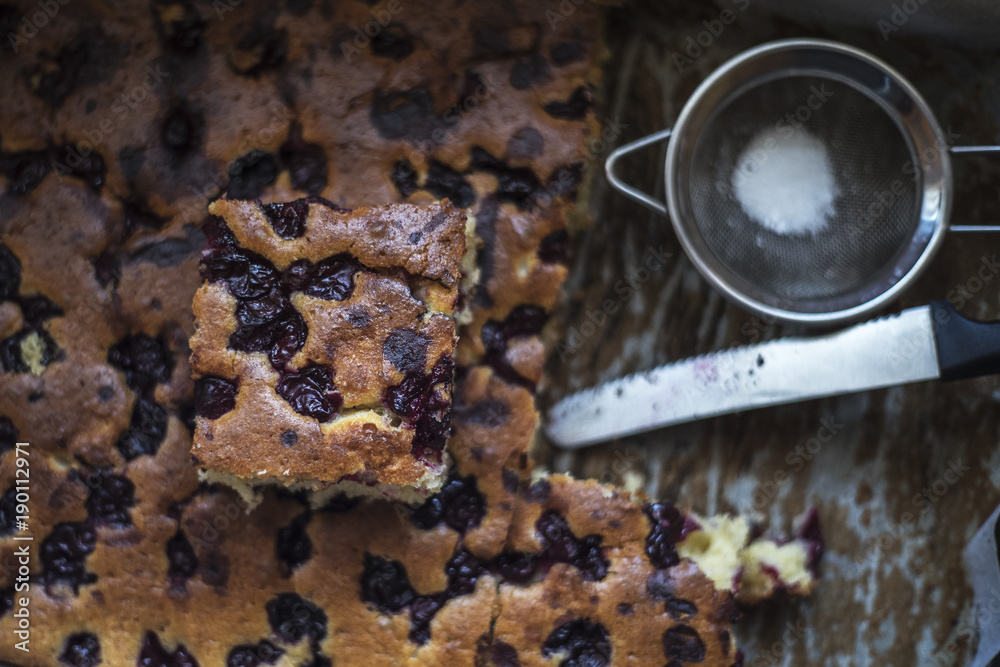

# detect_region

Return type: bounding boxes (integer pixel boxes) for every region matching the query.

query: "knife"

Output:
[546,301,1000,449]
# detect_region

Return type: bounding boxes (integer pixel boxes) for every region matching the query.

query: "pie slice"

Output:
[190,197,473,508]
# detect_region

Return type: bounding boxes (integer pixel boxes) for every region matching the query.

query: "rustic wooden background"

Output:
[538,1,1000,664]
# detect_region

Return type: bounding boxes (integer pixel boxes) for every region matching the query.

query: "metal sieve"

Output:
[607,39,1000,326]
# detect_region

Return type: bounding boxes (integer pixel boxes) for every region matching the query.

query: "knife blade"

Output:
[545,301,1000,449]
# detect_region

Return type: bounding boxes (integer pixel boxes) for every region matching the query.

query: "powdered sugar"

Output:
[732,127,838,236]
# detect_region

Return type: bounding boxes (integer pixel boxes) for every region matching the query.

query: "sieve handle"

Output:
[604,128,672,217]
[948,145,1000,232]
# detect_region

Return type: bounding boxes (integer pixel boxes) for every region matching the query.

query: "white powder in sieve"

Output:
[731,126,838,236]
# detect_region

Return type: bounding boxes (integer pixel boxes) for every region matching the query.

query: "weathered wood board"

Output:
[539,2,1000,664]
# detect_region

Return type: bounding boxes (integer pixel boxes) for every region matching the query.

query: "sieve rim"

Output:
[663,38,952,326]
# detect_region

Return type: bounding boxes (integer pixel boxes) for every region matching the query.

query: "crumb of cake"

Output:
[622,470,645,493]
[190,197,468,507]
[737,508,824,604]
[677,511,823,603]
[529,466,551,484]
[455,212,481,327]
[19,330,49,375]
[677,514,749,592]
[738,539,814,602]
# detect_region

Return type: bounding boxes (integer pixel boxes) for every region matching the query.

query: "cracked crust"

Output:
[491,474,742,665]
[209,199,467,287]
[190,199,467,500]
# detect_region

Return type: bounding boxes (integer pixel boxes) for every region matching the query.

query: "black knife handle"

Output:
[931,300,1000,381]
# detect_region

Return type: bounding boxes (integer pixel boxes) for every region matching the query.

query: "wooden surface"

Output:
[538,2,1000,664]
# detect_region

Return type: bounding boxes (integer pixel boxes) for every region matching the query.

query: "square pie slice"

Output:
[190,196,471,508]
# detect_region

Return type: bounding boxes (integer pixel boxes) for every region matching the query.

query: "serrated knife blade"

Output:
[546,306,942,449]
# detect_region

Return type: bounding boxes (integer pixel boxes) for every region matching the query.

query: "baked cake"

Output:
[0,0,820,664]
[190,198,470,508]
[678,508,823,606]
[492,474,742,665]
[487,473,822,665]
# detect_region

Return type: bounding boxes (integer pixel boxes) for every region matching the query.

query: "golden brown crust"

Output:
[306,502,497,665]
[294,281,456,407]
[209,199,467,287]
[190,199,466,491]
[451,365,539,558]
[491,475,741,666]
[191,355,424,484]
[490,554,739,667]
[507,474,650,553]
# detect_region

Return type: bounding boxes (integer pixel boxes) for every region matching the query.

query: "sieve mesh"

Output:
[686,75,921,311]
